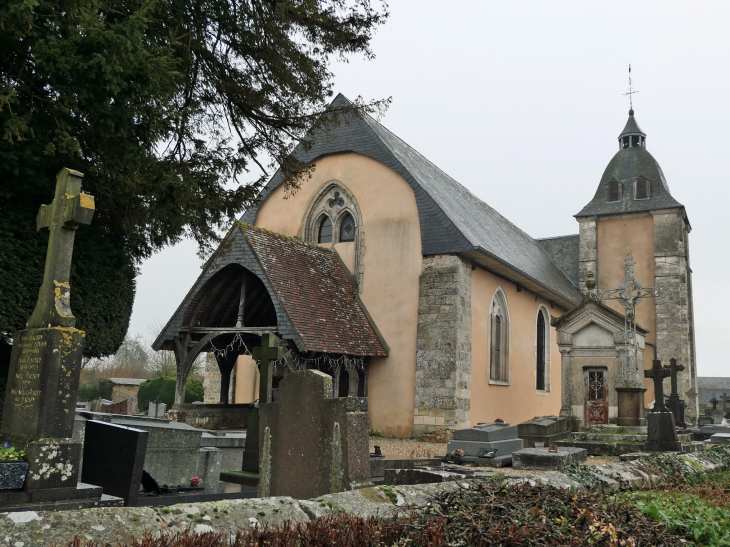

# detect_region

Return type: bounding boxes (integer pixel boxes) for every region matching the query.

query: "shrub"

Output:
[137,377,203,411]
[77,378,114,402]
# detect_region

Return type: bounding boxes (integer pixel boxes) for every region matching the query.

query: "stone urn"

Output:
[0,461,30,490]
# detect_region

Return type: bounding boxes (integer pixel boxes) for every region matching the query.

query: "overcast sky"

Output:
[129,1,730,377]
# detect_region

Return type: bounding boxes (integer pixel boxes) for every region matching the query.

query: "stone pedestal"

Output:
[241,408,260,473]
[2,328,85,490]
[616,387,647,427]
[645,411,681,452]
[666,395,687,428]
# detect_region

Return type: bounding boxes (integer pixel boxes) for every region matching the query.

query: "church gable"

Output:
[245,94,581,309]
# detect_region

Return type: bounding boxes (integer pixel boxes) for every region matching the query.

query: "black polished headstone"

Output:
[81,420,148,506]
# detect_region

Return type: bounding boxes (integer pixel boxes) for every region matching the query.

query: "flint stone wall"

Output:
[414,254,472,437]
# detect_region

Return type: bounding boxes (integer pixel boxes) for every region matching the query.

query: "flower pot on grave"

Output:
[0,461,30,490]
[451,455,462,464]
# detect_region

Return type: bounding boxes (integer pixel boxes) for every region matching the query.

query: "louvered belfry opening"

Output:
[635,177,650,200]
[536,311,546,391]
[607,179,621,202]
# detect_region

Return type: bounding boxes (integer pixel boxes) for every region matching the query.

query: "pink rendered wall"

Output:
[470,267,564,425]
[254,152,422,437]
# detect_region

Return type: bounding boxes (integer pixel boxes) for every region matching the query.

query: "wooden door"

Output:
[584,369,608,426]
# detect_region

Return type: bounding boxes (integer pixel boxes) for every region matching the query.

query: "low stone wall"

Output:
[4,446,729,546]
[172,403,254,430]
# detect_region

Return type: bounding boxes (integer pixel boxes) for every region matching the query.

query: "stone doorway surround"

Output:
[552,298,647,430]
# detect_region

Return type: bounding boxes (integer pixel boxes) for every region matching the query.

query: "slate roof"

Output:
[619,111,646,137]
[153,224,388,357]
[242,94,582,308]
[576,113,684,218]
[536,235,580,288]
[697,377,730,392]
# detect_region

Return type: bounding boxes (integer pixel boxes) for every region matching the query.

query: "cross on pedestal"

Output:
[252,333,285,404]
[27,168,95,329]
[710,396,719,411]
[645,359,670,413]
[589,253,663,387]
[667,358,684,398]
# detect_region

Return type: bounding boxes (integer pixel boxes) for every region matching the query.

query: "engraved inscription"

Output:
[10,333,46,412]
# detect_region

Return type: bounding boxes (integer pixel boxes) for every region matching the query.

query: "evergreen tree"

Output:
[0,0,388,356]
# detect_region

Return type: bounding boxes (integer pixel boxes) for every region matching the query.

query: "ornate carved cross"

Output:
[667,358,684,398]
[644,359,670,413]
[589,253,663,387]
[252,333,285,404]
[27,168,95,329]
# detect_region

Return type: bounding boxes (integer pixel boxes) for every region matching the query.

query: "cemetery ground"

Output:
[5,445,730,546]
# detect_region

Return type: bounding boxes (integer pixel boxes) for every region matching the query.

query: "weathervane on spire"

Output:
[623,64,639,112]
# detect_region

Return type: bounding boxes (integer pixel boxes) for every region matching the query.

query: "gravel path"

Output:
[369,436,620,475]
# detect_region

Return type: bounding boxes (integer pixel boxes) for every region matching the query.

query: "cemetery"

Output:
[1,5,729,544]
[0,165,727,545]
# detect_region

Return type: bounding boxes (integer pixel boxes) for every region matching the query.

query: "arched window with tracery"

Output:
[489,289,510,383]
[304,181,365,291]
[318,216,333,243]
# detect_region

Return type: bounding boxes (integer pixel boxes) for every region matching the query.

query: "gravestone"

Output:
[148,401,167,419]
[241,333,284,473]
[517,416,571,448]
[446,422,523,467]
[645,360,681,451]
[1,169,100,495]
[258,370,370,499]
[80,421,148,506]
[665,358,687,427]
[512,446,587,470]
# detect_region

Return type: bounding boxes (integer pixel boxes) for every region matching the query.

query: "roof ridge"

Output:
[360,110,553,251]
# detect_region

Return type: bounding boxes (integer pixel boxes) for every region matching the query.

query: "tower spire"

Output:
[623,64,639,114]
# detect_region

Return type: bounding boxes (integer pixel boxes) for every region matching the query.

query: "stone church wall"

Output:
[414,254,472,437]
[653,210,698,423]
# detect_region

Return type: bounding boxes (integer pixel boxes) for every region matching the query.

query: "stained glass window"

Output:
[318,216,332,243]
[340,213,355,242]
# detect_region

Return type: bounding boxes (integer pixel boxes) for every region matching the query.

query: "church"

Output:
[154,95,698,437]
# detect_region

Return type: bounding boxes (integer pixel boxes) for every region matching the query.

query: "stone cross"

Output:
[710,396,719,411]
[27,168,95,329]
[589,253,663,387]
[667,358,684,398]
[644,359,670,413]
[252,333,284,404]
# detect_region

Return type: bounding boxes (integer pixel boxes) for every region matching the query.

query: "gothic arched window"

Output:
[318,216,333,244]
[339,213,355,242]
[489,289,510,383]
[536,310,546,390]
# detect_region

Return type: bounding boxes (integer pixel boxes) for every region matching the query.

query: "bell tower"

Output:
[575,110,698,424]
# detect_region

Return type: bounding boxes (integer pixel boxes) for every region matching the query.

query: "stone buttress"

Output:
[414,255,472,437]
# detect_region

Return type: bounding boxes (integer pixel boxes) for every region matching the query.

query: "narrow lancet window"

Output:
[318,216,333,243]
[339,213,355,242]
[536,311,546,390]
